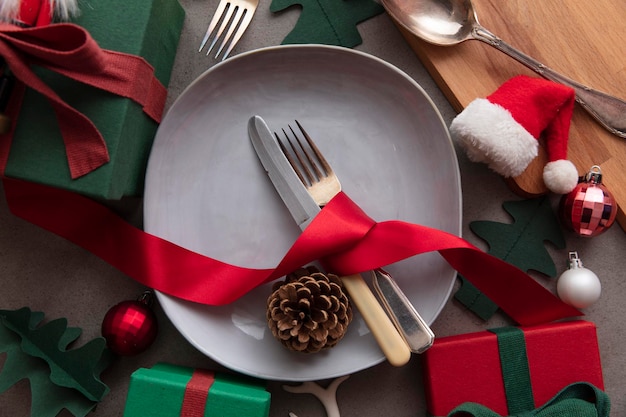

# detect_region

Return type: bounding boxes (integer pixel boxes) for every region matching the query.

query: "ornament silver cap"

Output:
[567,251,584,269]
[584,165,603,185]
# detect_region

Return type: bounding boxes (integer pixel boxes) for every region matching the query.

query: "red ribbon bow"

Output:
[3,178,582,327]
[0,22,166,178]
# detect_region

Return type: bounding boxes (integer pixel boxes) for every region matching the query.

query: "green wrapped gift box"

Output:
[6,0,185,200]
[123,363,271,417]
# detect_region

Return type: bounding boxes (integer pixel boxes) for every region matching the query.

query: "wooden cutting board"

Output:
[392,0,626,230]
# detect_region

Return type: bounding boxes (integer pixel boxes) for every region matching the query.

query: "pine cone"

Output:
[267,266,353,353]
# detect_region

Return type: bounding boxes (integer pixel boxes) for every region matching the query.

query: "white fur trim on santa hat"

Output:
[0,0,21,21]
[450,98,538,178]
[52,0,78,21]
[543,159,578,194]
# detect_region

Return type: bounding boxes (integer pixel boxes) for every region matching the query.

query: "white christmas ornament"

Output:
[557,252,601,309]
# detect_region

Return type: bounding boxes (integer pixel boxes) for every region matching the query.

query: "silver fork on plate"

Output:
[198,0,259,61]
[277,122,434,355]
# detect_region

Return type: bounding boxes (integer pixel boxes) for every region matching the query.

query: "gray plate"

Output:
[143,45,461,381]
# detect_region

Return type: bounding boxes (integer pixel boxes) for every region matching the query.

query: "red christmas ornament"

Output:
[102,291,158,356]
[559,165,617,237]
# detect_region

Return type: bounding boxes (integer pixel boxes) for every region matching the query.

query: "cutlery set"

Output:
[192,0,624,368]
[248,115,434,365]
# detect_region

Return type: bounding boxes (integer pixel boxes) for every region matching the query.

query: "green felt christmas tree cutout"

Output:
[270,0,384,47]
[455,196,565,320]
[0,307,112,417]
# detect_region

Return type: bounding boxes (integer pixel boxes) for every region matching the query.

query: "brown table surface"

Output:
[1,1,624,416]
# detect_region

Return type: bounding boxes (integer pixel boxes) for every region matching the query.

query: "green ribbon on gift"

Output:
[446,327,610,417]
[447,382,609,416]
[489,327,535,413]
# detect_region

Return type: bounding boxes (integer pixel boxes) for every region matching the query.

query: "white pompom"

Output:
[543,159,579,194]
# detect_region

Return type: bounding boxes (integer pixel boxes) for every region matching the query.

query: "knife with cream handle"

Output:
[248,115,411,367]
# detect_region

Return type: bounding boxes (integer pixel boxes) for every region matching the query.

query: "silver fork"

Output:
[278,122,435,354]
[198,0,259,61]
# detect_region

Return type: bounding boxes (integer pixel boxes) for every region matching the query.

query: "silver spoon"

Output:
[382,0,626,138]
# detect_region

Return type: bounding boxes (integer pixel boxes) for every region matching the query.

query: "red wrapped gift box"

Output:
[422,320,604,416]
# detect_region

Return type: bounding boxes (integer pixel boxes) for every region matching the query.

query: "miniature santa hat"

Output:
[450,75,579,194]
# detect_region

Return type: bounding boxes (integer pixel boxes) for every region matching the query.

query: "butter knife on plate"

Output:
[372,269,434,353]
[248,115,412,367]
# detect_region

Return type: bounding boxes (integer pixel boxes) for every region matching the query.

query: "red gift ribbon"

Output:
[2,177,581,326]
[0,22,167,178]
[180,369,215,417]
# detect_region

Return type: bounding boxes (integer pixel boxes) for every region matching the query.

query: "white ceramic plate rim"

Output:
[144,44,462,381]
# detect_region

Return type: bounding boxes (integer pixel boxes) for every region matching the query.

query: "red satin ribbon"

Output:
[2,177,581,326]
[0,23,167,178]
[180,369,215,417]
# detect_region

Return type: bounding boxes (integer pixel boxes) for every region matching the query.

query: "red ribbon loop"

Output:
[0,23,103,69]
[3,178,581,326]
[0,23,167,178]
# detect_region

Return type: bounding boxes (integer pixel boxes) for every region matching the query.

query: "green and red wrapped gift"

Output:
[422,320,609,416]
[123,363,271,417]
[0,0,184,200]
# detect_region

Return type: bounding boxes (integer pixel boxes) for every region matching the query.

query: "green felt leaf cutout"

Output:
[454,197,566,320]
[270,0,384,47]
[0,307,112,417]
[470,197,566,276]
